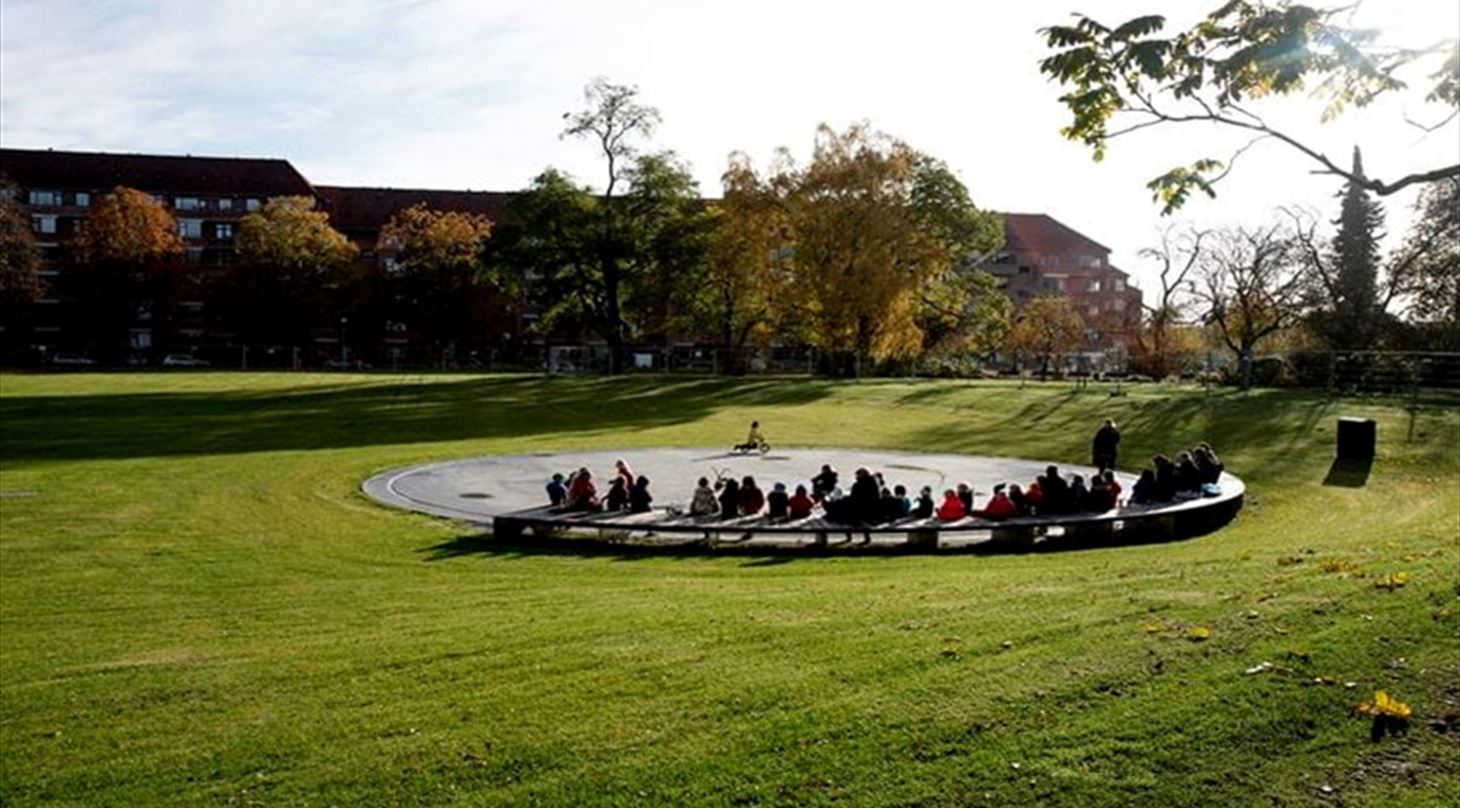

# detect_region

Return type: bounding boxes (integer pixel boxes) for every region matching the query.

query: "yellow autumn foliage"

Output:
[1356,691,1412,720]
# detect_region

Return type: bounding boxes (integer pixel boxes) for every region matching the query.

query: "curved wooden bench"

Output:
[490,473,1244,551]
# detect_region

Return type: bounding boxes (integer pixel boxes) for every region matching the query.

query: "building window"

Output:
[175,197,204,211]
[245,198,261,212]
[1114,299,1127,311]
[75,192,91,207]
[214,222,234,240]
[1018,265,1031,275]
[178,219,203,238]
[28,190,62,206]
[218,198,233,211]
[1087,279,1102,292]
[1114,279,1126,293]
[32,215,58,234]
[1087,305,1100,318]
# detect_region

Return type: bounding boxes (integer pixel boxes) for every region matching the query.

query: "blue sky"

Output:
[3,0,1456,294]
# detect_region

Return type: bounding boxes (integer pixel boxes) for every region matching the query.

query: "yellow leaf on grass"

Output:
[1187,626,1212,641]
[1355,691,1413,720]
[1374,571,1411,591]
[1374,691,1413,719]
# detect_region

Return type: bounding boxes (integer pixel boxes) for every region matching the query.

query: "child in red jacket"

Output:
[937,489,966,521]
[974,485,1018,520]
[787,485,815,519]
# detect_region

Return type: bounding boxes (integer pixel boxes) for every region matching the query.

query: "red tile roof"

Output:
[0,147,314,197]
[314,185,512,233]
[1002,212,1110,256]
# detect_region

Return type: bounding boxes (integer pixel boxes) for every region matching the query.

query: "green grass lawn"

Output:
[1,372,1457,807]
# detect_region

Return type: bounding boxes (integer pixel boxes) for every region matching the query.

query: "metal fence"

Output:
[22,339,1460,395]
[1284,351,1460,394]
[545,345,819,376]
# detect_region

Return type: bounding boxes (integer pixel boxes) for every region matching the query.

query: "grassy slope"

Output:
[0,373,1456,807]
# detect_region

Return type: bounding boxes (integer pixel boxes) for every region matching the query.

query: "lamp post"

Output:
[340,317,348,366]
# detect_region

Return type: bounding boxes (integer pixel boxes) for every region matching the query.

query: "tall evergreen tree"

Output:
[1320,147,1386,349]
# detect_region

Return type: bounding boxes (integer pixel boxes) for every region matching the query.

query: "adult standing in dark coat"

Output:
[1092,419,1121,470]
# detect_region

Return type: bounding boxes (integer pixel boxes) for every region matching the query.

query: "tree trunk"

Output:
[603,261,624,374]
[854,315,873,379]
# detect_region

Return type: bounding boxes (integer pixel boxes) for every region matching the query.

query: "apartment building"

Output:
[1,148,314,356]
[983,212,1143,348]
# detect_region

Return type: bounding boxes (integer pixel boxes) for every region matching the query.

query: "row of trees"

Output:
[487,82,1015,374]
[1131,169,1460,386]
[1043,0,1460,384]
[0,184,504,361]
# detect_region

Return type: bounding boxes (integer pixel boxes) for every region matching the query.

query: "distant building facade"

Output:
[1,148,314,359]
[1,147,1141,364]
[981,213,1143,355]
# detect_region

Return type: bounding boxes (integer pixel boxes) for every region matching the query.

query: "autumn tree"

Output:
[236,196,357,277]
[76,188,185,265]
[0,181,42,321]
[232,196,358,345]
[73,186,185,356]
[1040,2,1460,212]
[1198,220,1314,389]
[1135,225,1207,376]
[378,203,493,356]
[493,81,710,368]
[1003,295,1087,380]
[692,157,788,356]
[723,124,1005,376]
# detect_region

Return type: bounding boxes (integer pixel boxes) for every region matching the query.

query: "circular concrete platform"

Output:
[363,449,1242,555]
[363,447,1141,523]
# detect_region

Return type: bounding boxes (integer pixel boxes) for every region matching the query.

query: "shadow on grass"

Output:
[908,388,1335,474]
[0,375,835,464]
[418,519,1231,565]
[1323,457,1373,487]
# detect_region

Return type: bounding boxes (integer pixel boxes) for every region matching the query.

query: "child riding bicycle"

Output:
[733,420,768,453]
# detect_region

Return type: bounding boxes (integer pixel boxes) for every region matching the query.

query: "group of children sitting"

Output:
[544,443,1225,527]
[546,459,655,514]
